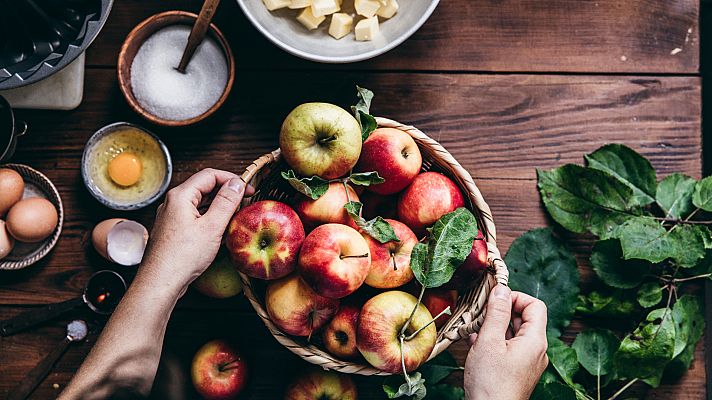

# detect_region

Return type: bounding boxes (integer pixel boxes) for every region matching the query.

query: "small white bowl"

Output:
[236,0,440,63]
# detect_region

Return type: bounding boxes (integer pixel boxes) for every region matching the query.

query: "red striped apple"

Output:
[397,172,465,236]
[422,289,458,329]
[265,274,339,337]
[191,340,248,400]
[322,303,361,360]
[362,219,417,289]
[284,369,357,400]
[357,291,436,373]
[299,224,371,299]
[294,182,359,230]
[355,127,423,195]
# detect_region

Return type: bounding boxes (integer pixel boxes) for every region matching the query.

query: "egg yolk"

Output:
[108,152,143,187]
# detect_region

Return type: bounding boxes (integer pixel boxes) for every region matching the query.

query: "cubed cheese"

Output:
[311,0,340,16]
[289,0,311,8]
[354,0,381,17]
[329,13,354,39]
[376,0,398,18]
[296,7,326,29]
[263,0,291,10]
[354,16,379,41]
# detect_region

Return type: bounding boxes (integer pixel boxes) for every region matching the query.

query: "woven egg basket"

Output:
[237,117,509,376]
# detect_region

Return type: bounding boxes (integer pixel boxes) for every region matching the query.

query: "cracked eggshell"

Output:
[92,218,149,266]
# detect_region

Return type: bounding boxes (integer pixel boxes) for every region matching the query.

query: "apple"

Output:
[279,102,362,180]
[360,190,398,220]
[193,249,243,298]
[322,303,361,359]
[226,200,305,280]
[357,291,436,373]
[298,224,371,299]
[447,230,488,290]
[294,182,359,230]
[191,340,248,400]
[284,369,357,400]
[355,127,423,195]
[265,274,340,337]
[397,172,465,236]
[422,289,458,329]
[362,219,417,289]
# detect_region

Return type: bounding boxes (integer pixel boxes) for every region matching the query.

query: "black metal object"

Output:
[0,0,113,90]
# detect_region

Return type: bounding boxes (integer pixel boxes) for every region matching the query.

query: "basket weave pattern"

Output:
[237,117,509,375]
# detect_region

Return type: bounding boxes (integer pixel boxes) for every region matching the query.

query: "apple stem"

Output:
[340,253,369,260]
[399,285,426,338]
[391,253,398,271]
[405,306,452,341]
[218,358,242,372]
[318,135,338,145]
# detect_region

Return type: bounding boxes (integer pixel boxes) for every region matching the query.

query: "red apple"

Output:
[322,303,361,359]
[294,182,359,230]
[298,224,371,299]
[284,369,357,400]
[266,274,339,337]
[226,200,305,280]
[193,249,243,298]
[357,291,436,373]
[360,191,398,220]
[422,289,458,329]
[355,127,423,195]
[397,172,465,236]
[446,230,488,291]
[191,340,248,400]
[362,219,417,289]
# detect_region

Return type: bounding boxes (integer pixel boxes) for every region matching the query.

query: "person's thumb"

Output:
[478,284,512,343]
[204,178,247,229]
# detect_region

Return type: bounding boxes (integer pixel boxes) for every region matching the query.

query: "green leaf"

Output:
[571,329,620,377]
[613,217,706,267]
[585,144,656,206]
[349,171,385,186]
[426,384,465,400]
[506,228,580,337]
[636,283,663,308]
[344,201,400,244]
[692,176,712,212]
[530,381,577,400]
[590,239,649,289]
[280,170,329,200]
[351,86,377,141]
[576,290,639,318]
[537,165,641,238]
[411,208,478,288]
[418,351,463,385]
[655,173,697,219]
[663,343,696,382]
[614,308,676,379]
[671,295,705,359]
[547,338,579,386]
[383,373,426,400]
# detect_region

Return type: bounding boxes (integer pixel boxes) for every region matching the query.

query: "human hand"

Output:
[139,169,253,294]
[464,285,548,400]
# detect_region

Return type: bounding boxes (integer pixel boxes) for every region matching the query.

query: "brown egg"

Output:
[6,198,59,243]
[0,220,14,260]
[0,169,24,215]
[92,218,149,266]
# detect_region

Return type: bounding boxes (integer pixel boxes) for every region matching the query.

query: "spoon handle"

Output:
[176,0,222,73]
[8,336,72,400]
[0,297,84,336]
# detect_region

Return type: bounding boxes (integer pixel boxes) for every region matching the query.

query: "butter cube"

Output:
[377,0,398,18]
[296,7,326,29]
[262,0,291,11]
[354,16,379,41]
[354,0,381,17]
[311,0,340,16]
[289,0,311,8]
[329,13,354,39]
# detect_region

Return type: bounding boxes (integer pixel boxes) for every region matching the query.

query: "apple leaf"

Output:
[351,85,378,141]
[530,381,577,400]
[584,143,657,206]
[547,338,579,386]
[671,295,705,359]
[692,176,712,212]
[418,351,463,385]
[590,239,650,289]
[425,384,465,400]
[383,372,426,400]
[614,308,676,379]
[656,173,697,219]
[411,208,478,288]
[349,171,385,186]
[280,170,329,200]
[344,201,399,243]
[576,290,640,319]
[636,282,663,308]
[571,329,620,377]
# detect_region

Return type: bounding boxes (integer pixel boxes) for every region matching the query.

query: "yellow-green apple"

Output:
[226,200,305,280]
[357,291,436,373]
[360,191,398,220]
[362,219,417,289]
[355,128,423,195]
[191,339,248,400]
[279,103,362,180]
[193,249,243,298]
[298,224,371,299]
[322,303,361,359]
[397,172,465,236]
[294,182,359,230]
[446,230,488,290]
[422,289,458,329]
[284,369,357,400]
[265,274,339,337]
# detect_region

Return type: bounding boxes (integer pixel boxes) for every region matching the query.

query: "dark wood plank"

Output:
[86,0,700,73]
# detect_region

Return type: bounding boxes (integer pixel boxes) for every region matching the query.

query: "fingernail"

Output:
[227,178,245,193]
[493,284,510,300]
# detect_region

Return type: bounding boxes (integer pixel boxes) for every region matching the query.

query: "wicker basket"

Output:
[237,117,509,376]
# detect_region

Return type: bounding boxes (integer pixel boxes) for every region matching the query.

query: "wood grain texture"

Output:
[84,0,700,73]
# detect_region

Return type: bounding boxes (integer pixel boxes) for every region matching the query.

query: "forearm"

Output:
[60,262,186,400]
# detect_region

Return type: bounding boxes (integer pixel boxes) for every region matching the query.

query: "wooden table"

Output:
[0,0,706,398]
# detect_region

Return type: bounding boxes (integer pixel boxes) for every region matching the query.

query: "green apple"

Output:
[279,102,362,180]
[193,249,243,299]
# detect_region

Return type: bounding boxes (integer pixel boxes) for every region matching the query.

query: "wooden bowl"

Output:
[117,11,235,127]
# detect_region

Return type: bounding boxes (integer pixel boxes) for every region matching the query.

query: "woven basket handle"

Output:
[240,149,281,184]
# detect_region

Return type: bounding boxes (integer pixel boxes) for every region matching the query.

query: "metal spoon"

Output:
[175,0,222,73]
[8,320,88,400]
